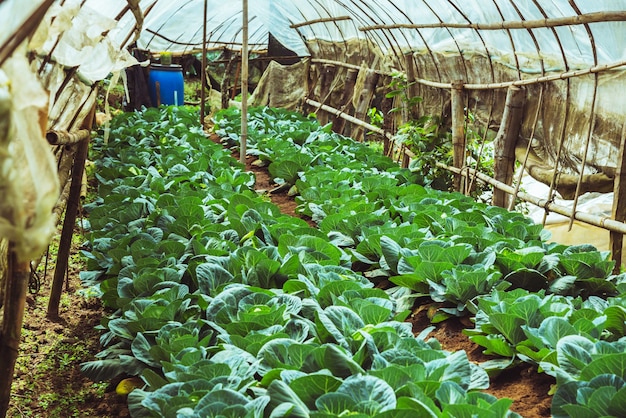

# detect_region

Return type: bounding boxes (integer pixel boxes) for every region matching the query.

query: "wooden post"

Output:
[404,52,419,119]
[610,123,626,272]
[451,80,466,192]
[352,69,379,142]
[221,54,236,110]
[47,108,95,319]
[240,0,248,165]
[381,90,394,157]
[332,68,358,135]
[0,243,30,417]
[492,86,526,208]
[316,64,337,126]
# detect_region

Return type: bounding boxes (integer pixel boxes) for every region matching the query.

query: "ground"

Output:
[7,136,553,418]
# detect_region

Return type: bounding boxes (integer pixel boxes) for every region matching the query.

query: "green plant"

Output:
[386,71,422,116]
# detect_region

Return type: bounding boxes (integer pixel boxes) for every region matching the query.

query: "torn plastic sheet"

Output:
[0,52,59,261]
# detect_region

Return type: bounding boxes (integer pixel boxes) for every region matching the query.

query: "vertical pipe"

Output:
[450,80,466,193]
[240,0,249,165]
[200,0,208,126]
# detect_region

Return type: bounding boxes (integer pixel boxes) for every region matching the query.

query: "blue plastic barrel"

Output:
[148,64,184,106]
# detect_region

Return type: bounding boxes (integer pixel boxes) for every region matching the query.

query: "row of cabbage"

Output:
[214,106,626,417]
[81,106,522,417]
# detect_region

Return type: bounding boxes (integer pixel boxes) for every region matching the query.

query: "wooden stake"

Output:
[221,54,236,109]
[492,86,526,207]
[331,68,358,135]
[404,53,420,119]
[47,107,95,319]
[610,122,626,272]
[352,69,379,142]
[316,64,337,126]
[451,81,466,192]
[0,243,30,417]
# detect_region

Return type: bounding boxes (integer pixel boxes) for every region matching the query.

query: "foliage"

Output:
[82,104,626,417]
[81,105,527,417]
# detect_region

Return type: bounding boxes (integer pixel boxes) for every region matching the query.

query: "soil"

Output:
[7,134,553,417]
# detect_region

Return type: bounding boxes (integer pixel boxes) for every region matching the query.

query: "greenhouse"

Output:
[1,1,626,417]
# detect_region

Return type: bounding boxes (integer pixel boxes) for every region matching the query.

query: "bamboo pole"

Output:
[0,0,54,68]
[221,56,236,109]
[359,11,626,32]
[47,105,95,319]
[310,58,626,90]
[351,69,380,142]
[450,81,466,192]
[0,243,31,417]
[492,86,526,207]
[610,122,626,272]
[240,0,249,165]
[404,53,420,120]
[331,68,358,135]
[316,64,337,126]
[441,163,626,235]
[200,0,208,126]
[46,129,90,146]
[290,16,352,29]
[305,98,394,141]
[47,136,89,319]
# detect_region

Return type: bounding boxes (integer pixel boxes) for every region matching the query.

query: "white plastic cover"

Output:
[0,50,59,261]
[120,0,626,71]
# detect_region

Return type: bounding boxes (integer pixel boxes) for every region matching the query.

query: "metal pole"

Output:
[240,0,249,164]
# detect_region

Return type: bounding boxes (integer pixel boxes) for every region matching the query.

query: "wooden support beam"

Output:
[359,11,626,32]
[0,244,30,417]
[404,53,420,120]
[290,16,352,29]
[610,123,626,272]
[381,91,394,157]
[492,86,526,207]
[46,129,90,145]
[47,107,95,319]
[441,163,626,235]
[351,69,379,142]
[316,64,337,126]
[451,81,466,192]
[331,68,358,135]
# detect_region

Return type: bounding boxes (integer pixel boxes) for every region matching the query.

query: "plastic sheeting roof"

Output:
[3,0,626,80]
[94,0,626,71]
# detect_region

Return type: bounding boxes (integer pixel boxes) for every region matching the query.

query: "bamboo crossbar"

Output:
[441,163,626,235]
[305,98,393,140]
[291,16,352,29]
[359,11,626,32]
[310,59,388,75]
[0,0,54,68]
[46,129,90,145]
[311,58,626,90]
